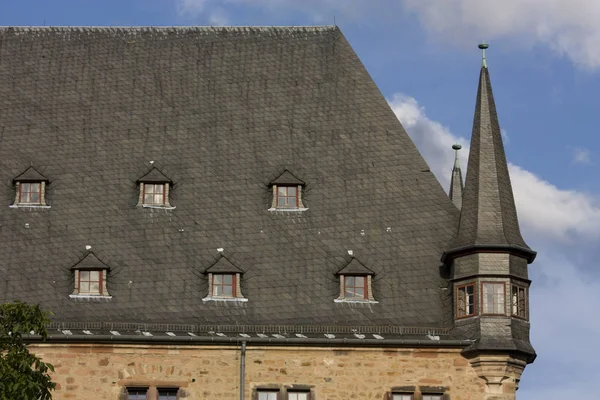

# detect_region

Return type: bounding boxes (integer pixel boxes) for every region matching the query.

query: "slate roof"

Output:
[0,26,460,329]
[446,66,534,260]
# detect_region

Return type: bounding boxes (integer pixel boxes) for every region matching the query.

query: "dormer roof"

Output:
[204,255,244,274]
[269,169,305,186]
[71,252,110,271]
[13,166,48,183]
[137,167,172,183]
[335,258,375,276]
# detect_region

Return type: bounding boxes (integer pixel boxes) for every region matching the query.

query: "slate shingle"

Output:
[0,26,460,329]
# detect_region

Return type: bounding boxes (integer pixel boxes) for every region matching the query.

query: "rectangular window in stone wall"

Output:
[392,394,413,400]
[482,282,505,315]
[422,395,443,400]
[158,388,179,400]
[258,391,279,400]
[127,388,148,400]
[288,391,309,400]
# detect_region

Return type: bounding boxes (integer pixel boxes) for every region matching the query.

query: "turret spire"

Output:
[449,144,464,210]
[443,43,535,262]
[479,42,488,68]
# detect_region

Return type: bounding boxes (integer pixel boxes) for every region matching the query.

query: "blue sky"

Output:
[2,0,598,398]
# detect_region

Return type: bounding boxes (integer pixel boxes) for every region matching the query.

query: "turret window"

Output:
[456,283,476,318]
[511,284,528,319]
[482,282,505,315]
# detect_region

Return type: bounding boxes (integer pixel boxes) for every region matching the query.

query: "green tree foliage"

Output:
[0,301,55,400]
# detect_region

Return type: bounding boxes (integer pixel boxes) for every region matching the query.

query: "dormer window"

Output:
[335,257,377,304]
[143,183,166,206]
[456,283,476,318]
[344,276,367,299]
[11,166,50,208]
[136,167,174,209]
[268,169,308,212]
[212,273,235,297]
[69,252,111,299]
[203,254,247,302]
[277,186,298,209]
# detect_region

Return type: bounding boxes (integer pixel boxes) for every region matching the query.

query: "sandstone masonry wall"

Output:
[30,344,494,399]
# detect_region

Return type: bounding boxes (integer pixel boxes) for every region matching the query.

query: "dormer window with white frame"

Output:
[334,257,377,304]
[69,252,112,299]
[10,166,51,209]
[203,254,247,302]
[136,167,175,209]
[268,169,308,212]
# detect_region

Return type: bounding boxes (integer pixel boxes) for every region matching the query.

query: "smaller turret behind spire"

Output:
[449,143,464,210]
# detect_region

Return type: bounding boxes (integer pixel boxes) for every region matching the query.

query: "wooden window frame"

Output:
[78,270,104,295]
[18,182,42,204]
[212,273,236,298]
[257,389,280,400]
[481,281,506,316]
[343,275,368,300]
[511,283,528,320]
[276,185,299,209]
[142,183,167,206]
[287,391,311,400]
[456,282,476,319]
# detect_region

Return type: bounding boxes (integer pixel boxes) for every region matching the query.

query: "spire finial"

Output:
[452,143,462,169]
[479,42,489,68]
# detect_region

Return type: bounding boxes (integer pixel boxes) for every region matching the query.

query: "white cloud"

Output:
[175,0,368,22]
[389,94,600,242]
[572,147,592,164]
[403,0,600,69]
[209,8,230,26]
[177,0,208,17]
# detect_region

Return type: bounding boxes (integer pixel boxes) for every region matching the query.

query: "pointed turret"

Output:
[449,144,464,210]
[443,44,535,262]
[444,45,538,395]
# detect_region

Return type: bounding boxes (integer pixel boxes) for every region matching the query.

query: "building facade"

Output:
[0,27,535,399]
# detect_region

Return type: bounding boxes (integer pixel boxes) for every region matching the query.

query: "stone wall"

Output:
[30,344,509,399]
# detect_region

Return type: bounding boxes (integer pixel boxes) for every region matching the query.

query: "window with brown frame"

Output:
[258,390,279,400]
[18,182,42,204]
[287,391,310,400]
[212,274,235,297]
[158,388,179,400]
[127,388,148,400]
[482,282,506,315]
[511,284,528,319]
[344,275,367,299]
[456,283,476,318]
[276,186,298,209]
[78,270,104,295]
[143,183,166,206]
[392,394,414,400]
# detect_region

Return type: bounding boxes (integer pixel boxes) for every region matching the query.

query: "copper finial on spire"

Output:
[478,42,489,68]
